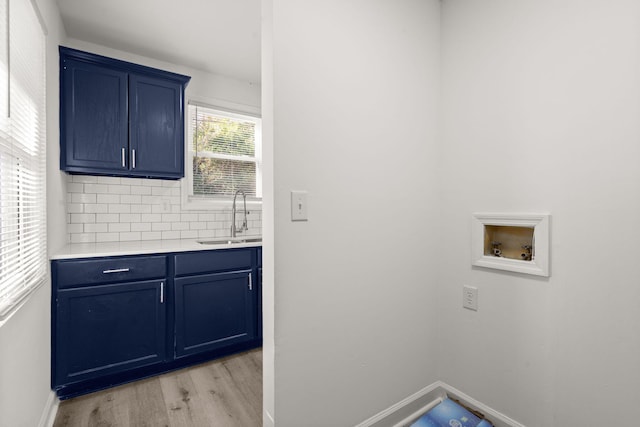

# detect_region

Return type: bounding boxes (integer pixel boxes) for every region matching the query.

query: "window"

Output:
[0,0,47,320]
[186,103,262,205]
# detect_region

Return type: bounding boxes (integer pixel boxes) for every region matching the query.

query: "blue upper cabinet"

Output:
[59,47,190,179]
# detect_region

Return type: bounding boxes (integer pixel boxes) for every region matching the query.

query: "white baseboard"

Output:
[37,391,59,427]
[355,381,526,427]
[441,383,526,427]
[355,381,447,427]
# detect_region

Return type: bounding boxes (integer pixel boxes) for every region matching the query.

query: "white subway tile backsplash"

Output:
[131,204,152,214]
[152,222,171,231]
[120,195,142,204]
[108,204,131,214]
[67,223,84,234]
[120,177,142,186]
[171,222,189,231]
[66,175,262,243]
[120,232,141,241]
[141,231,162,240]
[67,203,83,213]
[97,176,120,184]
[120,213,141,223]
[84,183,109,194]
[108,184,131,195]
[96,232,119,242]
[71,175,98,184]
[141,195,158,205]
[151,187,170,196]
[141,213,162,223]
[180,213,198,222]
[131,222,151,232]
[84,204,109,214]
[161,230,180,240]
[97,194,120,204]
[162,213,180,222]
[198,213,215,222]
[198,230,215,239]
[71,213,95,223]
[67,183,84,193]
[71,233,96,243]
[143,179,163,187]
[72,193,97,204]
[130,186,152,195]
[180,230,198,239]
[96,213,120,223]
[84,223,108,233]
[108,223,130,233]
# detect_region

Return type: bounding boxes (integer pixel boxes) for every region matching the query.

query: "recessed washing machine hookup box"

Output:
[472,213,550,277]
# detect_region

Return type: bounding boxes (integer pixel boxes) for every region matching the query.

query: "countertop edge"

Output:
[50,238,262,260]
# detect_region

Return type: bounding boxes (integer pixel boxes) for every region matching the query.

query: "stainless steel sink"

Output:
[198,237,262,245]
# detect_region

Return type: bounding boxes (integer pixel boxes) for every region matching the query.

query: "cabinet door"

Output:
[60,59,128,173]
[54,280,167,387]
[129,74,184,178]
[175,270,256,358]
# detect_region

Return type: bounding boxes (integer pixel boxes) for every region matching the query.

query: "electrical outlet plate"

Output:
[463,285,478,311]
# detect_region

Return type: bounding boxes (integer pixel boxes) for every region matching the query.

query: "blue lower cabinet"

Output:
[51,248,261,399]
[175,270,256,357]
[54,280,167,387]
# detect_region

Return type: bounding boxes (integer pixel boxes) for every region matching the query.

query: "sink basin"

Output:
[198,237,262,245]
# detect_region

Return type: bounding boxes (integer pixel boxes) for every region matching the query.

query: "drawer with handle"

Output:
[54,255,167,289]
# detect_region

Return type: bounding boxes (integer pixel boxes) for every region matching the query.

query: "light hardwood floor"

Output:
[54,348,262,427]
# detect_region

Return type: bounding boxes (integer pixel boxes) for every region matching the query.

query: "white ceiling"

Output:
[56,0,261,84]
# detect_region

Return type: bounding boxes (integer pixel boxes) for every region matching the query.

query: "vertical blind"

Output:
[0,0,46,319]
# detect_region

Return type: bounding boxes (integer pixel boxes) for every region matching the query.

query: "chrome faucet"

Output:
[231,190,248,238]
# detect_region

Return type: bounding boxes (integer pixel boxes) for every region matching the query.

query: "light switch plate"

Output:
[463,285,478,311]
[291,191,308,221]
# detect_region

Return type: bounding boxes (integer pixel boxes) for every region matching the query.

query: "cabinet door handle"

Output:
[160,282,164,303]
[248,273,252,291]
[132,149,136,169]
[102,268,130,274]
[121,147,126,168]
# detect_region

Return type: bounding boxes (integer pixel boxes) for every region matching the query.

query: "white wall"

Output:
[0,0,66,425]
[266,1,441,425]
[439,0,640,425]
[65,38,260,112]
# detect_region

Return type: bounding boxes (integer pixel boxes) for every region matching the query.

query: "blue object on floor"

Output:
[410,398,494,427]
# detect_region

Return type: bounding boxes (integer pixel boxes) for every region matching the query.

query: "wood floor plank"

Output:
[53,348,262,427]
[128,377,171,427]
[189,351,262,427]
[55,385,133,427]
[159,366,214,427]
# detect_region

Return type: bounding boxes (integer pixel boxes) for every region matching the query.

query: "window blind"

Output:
[189,104,262,198]
[0,0,46,319]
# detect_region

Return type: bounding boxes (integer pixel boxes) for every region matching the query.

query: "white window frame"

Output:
[182,99,262,211]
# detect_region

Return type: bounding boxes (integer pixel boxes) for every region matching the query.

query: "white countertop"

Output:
[51,237,262,260]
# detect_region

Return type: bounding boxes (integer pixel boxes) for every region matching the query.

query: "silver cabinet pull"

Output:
[102,268,130,274]
[132,149,136,168]
[121,147,126,167]
[160,282,164,303]
[248,273,252,291]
